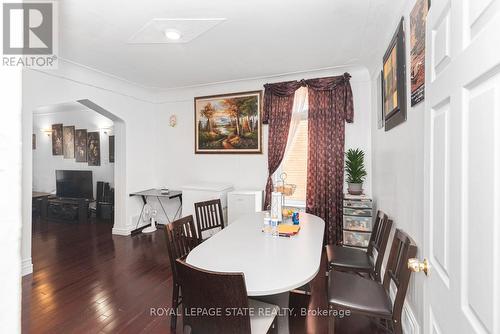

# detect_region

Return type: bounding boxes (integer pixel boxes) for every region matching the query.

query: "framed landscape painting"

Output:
[194,91,262,154]
[383,18,407,131]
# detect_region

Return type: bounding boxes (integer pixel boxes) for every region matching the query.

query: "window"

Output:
[280,119,308,203]
[275,87,308,206]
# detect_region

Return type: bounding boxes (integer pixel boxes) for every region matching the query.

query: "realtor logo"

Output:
[2,2,58,68]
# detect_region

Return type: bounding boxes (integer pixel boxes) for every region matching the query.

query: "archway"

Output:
[77,99,127,234]
[23,99,127,276]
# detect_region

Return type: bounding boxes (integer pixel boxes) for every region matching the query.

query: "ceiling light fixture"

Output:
[164,29,181,41]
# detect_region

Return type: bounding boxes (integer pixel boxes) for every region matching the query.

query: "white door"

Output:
[423,0,500,333]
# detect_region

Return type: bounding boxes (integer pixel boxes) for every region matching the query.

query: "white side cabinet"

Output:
[227,190,263,224]
[181,183,234,226]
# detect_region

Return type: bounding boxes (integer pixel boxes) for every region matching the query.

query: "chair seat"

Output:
[248,298,279,334]
[328,271,392,318]
[325,245,373,271]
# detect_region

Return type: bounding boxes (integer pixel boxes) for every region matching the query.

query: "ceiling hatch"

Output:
[128,18,226,44]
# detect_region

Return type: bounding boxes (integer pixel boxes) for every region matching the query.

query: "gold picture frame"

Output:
[194,90,262,154]
[382,18,407,131]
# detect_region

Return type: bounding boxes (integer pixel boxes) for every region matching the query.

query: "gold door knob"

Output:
[408,258,430,276]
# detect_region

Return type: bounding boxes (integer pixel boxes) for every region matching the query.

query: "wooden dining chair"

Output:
[164,215,200,330]
[326,211,392,282]
[194,199,225,241]
[327,229,418,334]
[175,259,278,334]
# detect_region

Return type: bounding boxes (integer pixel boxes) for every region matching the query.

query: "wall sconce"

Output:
[41,128,53,136]
[100,127,113,135]
[169,114,177,127]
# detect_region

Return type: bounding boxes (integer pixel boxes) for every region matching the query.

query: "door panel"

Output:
[463,75,498,333]
[466,0,500,42]
[430,99,450,287]
[431,5,452,79]
[424,0,500,333]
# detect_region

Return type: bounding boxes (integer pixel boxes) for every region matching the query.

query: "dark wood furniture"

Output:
[47,197,89,223]
[90,182,114,220]
[175,259,278,334]
[164,215,200,330]
[32,191,51,219]
[194,198,225,241]
[326,211,392,282]
[328,229,418,334]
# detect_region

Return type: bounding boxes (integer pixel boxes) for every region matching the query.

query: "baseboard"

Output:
[402,301,420,334]
[112,226,131,236]
[386,267,420,334]
[21,258,33,276]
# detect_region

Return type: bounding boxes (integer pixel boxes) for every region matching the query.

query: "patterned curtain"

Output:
[305,73,354,245]
[262,80,303,209]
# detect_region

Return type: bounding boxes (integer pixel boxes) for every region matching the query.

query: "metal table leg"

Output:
[156,196,171,223]
[173,197,182,220]
[133,195,148,230]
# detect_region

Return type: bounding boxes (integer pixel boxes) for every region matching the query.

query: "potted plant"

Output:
[345,148,367,195]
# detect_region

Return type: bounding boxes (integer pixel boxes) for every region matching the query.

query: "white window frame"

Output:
[274,109,308,209]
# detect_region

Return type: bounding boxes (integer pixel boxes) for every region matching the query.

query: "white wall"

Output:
[368,0,425,331]
[32,110,114,198]
[154,65,373,196]
[0,66,22,333]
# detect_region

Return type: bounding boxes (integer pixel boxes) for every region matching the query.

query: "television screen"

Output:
[56,170,93,199]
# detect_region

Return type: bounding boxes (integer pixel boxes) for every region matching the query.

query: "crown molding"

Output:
[59,58,157,91]
[29,57,369,104]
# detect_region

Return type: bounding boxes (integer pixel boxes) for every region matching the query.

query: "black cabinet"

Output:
[47,198,89,223]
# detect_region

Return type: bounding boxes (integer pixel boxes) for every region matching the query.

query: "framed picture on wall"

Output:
[194,90,262,154]
[410,0,430,106]
[75,129,87,162]
[87,131,101,166]
[51,123,63,155]
[382,18,407,131]
[377,70,385,129]
[63,126,75,159]
[109,135,115,163]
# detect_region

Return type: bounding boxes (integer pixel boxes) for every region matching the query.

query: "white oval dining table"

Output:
[186,211,325,334]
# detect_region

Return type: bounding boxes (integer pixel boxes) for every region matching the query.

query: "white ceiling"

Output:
[59,0,405,89]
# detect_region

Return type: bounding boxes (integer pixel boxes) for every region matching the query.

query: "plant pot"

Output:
[348,182,363,195]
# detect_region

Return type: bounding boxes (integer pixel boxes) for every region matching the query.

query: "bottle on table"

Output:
[263,211,271,235]
[270,219,279,237]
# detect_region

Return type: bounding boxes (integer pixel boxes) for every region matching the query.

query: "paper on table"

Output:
[278,225,300,235]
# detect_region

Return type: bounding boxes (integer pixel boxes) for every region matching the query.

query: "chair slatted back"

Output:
[367,211,387,255]
[164,215,200,281]
[367,211,392,281]
[194,199,225,240]
[176,259,251,334]
[382,229,418,318]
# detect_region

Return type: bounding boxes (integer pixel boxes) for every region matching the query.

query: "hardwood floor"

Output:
[22,217,384,334]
